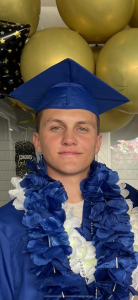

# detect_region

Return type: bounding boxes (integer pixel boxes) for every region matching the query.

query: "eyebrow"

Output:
[44,118,95,128]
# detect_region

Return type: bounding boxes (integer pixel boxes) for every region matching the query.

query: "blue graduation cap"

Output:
[9,58,129,118]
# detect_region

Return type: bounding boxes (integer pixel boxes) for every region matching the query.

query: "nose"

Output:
[61,129,77,146]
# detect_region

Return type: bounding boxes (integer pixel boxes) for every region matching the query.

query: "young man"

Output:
[0,59,138,300]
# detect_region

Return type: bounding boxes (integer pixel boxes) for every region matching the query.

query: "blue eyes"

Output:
[52,126,61,130]
[51,126,88,132]
[78,127,87,131]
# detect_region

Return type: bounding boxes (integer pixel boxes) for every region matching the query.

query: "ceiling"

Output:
[41,0,57,6]
[37,0,67,31]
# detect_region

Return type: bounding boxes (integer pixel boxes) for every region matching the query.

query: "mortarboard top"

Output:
[9,58,129,118]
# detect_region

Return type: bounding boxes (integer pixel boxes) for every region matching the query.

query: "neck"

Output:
[47,168,90,203]
[62,179,83,203]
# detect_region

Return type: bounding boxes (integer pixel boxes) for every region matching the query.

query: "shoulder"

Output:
[0,200,27,241]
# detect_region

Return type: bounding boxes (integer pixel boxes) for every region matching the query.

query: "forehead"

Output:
[40,109,97,124]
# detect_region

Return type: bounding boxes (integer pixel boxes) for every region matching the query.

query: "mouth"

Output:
[58,151,82,156]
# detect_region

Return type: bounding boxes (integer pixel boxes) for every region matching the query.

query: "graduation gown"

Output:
[0,200,45,300]
[0,184,138,300]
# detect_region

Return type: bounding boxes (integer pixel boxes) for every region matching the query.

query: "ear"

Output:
[95,134,102,155]
[33,132,42,154]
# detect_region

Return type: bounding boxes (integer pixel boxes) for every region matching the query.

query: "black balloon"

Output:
[0,20,30,98]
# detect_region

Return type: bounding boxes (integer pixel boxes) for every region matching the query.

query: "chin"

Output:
[58,165,88,176]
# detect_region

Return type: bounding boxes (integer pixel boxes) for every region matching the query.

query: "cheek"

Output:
[82,137,97,151]
[41,135,59,152]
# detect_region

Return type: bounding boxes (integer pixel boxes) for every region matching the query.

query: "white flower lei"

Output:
[63,204,97,285]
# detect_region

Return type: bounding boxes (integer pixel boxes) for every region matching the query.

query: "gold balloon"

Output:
[0,0,40,37]
[100,109,134,133]
[96,28,138,114]
[56,0,135,43]
[129,0,138,28]
[20,28,95,82]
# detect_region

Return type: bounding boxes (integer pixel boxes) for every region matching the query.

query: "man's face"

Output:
[33,109,102,179]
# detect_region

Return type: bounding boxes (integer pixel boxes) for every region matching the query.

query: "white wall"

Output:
[0,113,34,207]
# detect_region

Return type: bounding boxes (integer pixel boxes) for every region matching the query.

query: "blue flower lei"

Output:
[19,156,138,300]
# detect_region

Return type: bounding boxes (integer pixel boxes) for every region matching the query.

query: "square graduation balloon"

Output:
[0,20,30,97]
[9,58,129,118]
